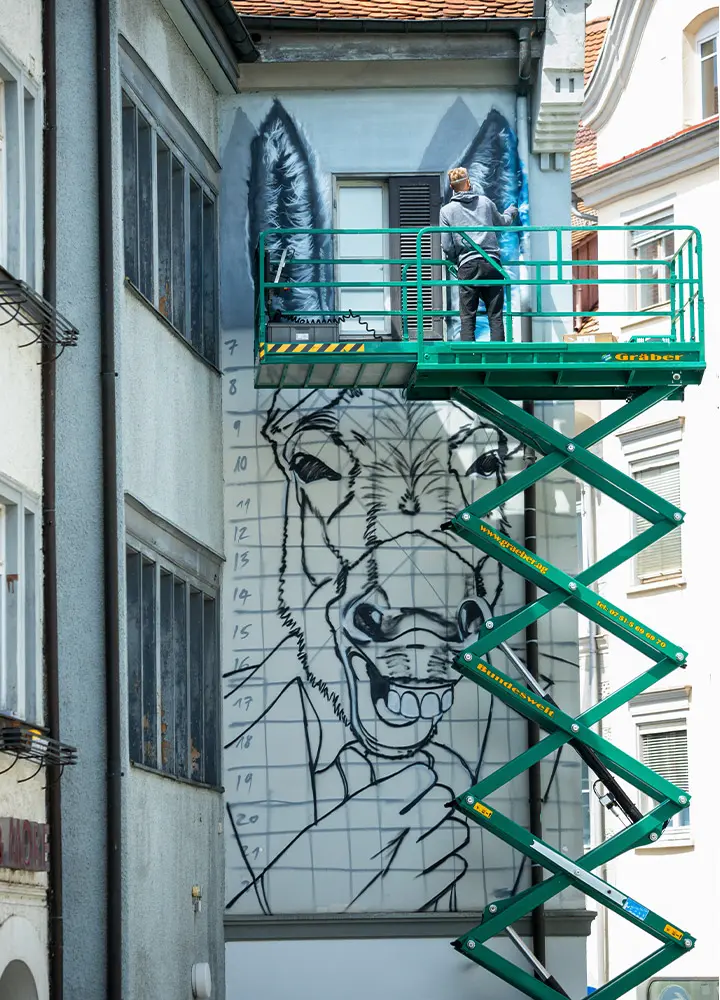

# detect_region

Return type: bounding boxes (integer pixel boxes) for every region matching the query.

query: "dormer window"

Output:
[683,11,719,123]
[699,30,718,118]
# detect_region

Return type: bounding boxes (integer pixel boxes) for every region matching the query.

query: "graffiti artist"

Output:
[440,166,518,343]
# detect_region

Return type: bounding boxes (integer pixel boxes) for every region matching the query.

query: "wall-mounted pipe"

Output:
[516,67,547,967]
[95,1,123,998]
[42,1,63,997]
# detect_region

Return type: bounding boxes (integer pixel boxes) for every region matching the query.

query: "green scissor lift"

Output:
[254,224,705,999]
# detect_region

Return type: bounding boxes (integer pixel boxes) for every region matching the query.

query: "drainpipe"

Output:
[42,1,63,997]
[582,481,609,985]
[517,35,547,969]
[95,1,123,998]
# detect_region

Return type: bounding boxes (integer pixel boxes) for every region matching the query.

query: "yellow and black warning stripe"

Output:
[259,341,366,360]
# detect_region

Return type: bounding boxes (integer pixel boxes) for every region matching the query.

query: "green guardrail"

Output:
[255,225,704,355]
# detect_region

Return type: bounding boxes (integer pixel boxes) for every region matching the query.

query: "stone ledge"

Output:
[224,908,595,941]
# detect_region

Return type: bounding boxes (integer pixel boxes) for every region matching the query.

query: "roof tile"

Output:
[233,0,535,19]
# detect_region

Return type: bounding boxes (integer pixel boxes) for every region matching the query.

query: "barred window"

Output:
[126,517,220,786]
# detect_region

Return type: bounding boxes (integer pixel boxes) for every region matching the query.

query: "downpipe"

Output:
[41,1,63,996]
[95,1,123,997]
[516,69,547,968]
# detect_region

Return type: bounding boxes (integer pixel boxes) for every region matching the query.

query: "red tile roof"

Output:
[232,0,535,19]
[595,115,719,172]
[584,16,609,82]
[571,17,610,184]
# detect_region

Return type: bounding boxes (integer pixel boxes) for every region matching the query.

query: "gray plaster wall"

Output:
[226,934,588,1000]
[116,1,225,998]
[55,1,108,996]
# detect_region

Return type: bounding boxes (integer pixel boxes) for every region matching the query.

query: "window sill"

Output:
[627,577,686,597]
[130,758,224,793]
[123,279,221,376]
[635,835,694,854]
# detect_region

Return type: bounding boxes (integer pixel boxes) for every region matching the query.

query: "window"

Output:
[121,90,218,365]
[632,456,682,583]
[629,214,675,310]
[572,231,599,330]
[333,175,442,340]
[126,503,220,786]
[0,45,40,287]
[638,720,690,832]
[0,481,41,725]
[699,27,718,119]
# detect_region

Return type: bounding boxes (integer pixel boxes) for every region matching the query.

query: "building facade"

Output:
[0,1,50,996]
[219,2,591,998]
[49,1,253,998]
[574,1,719,996]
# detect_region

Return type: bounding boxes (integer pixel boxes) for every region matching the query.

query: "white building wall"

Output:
[0,5,48,1000]
[590,0,718,164]
[577,0,720,990]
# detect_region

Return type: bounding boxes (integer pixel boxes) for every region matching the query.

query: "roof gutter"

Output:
[205,0,259,60]
[240,15,544,35]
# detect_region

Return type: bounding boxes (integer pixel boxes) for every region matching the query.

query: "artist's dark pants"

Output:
[458,257,505,342]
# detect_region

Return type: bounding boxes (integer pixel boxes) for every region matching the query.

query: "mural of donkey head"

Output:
[262,388,521,760]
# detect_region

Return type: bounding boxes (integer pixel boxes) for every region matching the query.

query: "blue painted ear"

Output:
[248,100,333,318]
[448,108,520,213]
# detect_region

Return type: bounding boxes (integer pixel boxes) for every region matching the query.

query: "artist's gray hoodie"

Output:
[439,189,518,265]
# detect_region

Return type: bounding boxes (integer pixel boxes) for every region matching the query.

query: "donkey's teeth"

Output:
[421,691,441,719]
[441,688,454,712]
[386,689,401,715]
[400,691,420,719]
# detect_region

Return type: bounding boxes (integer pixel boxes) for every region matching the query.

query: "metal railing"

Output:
[256,225,704,352]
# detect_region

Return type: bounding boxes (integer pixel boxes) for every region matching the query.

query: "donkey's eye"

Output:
[290,452,341,484]
[466,451,501,478]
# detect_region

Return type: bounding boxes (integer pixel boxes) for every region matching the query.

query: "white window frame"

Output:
[0,41,41,288]
[631,690,692,847]
[697,17,718,120]
[333,177,391,339]
[627,209,675,314]
[618,419,685,592]
[0,477,42,726]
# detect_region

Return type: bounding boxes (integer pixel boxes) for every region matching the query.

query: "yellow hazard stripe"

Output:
[261,341,366,355]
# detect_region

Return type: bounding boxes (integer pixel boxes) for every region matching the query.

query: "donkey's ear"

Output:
[248,100,333,317]
[452,108,520,213]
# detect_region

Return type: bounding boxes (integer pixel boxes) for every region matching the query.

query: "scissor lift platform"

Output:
[251,222,706,1000]
[257,339,704,400]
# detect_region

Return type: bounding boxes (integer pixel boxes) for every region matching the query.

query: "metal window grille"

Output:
[126,545,219,785]
[121,90,218,366]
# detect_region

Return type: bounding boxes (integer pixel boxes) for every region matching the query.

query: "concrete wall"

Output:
[54,1,108,996]
[220,80,585,998]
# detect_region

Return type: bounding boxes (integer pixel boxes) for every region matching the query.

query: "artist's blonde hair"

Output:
[448,166,469,190]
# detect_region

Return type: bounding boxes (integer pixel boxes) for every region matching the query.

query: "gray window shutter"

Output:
[389,176,442,341]
[640,727,689,791]
[634,463,682,580]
